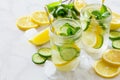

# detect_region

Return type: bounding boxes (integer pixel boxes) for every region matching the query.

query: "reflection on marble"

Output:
[0,0,120,80]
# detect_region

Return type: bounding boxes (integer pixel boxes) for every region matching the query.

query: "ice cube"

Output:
[44,60,56,77]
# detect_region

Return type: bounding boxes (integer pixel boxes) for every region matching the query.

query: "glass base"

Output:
[44,51,95,80]
[81,42,108,60]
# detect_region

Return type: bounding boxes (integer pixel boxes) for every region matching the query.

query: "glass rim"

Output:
[80,3,112,21]
[50,18,82,39]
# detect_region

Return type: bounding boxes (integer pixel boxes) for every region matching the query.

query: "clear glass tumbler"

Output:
[50,18,82,71]
[80,4,112,59]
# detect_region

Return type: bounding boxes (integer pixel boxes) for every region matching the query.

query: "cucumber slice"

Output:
[32,53,47,64]
[60,47,78,61]
[109,31,120,40]
[112,40,120,49]
[38,48,51,57]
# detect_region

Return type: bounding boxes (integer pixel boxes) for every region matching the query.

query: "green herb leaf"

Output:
[67,28,74,35]
[71,10,79,19]
[47,2,61,12]
[75,27,80,32]
[102,11,110,18]
[100,4,107,14]
[59,33,67,36]
[60,23,80,36]
[92,10,102,20]
[55,6,68,17]
[99,22,106,30]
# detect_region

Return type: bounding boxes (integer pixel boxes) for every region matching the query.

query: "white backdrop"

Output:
[0,0,120,80]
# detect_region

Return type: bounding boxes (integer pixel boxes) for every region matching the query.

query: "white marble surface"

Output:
[0,0,120,80]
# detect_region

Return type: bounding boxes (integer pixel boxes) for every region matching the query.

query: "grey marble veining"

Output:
[0,0,120,80]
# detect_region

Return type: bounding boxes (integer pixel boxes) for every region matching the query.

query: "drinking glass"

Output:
[80,4,112,59]
[50,18,82,71]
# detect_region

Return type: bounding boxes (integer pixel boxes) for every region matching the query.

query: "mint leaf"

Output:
[99,22,106,30]
[102,11,110,18]
[92,10,102,20]
[67,28,75,35]
[100,4,107,14]
[60,23,80,36]
[56,6,68,17]
[47,2,61,12]
[59,33,67,36]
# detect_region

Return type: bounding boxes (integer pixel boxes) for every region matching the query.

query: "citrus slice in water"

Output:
[52,51,70,66]
[94,59,120,78]
[16,16,39,31]
[52,52,79,71]
[102,49,120,66]
[82,32,103,49]
[93,34,103,49]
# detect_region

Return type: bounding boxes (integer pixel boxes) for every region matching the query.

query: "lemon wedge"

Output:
[102,49,120,66]
[94,59,120,78]
[29,27,50,46]
[74,0,86,12]
[110,12,120,30]
[31,11,53,26]
[16,16,39,31]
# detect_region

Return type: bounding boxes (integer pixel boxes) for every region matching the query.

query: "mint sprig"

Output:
[60,23,80,36]
[91,4,111,29]
[92,4,110,20]
[47,3,79,19]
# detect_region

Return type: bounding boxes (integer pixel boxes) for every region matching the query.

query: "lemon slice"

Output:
[56,57,79,71]
[31,11,53,26]
[103,49,120,66]
[29,27,50,46]
[94,59,120,78]
[52,52,79,71]
[82,32,103,49]
[93,34,103,49]
[52,51,70,66]
[16,16,39,31]
[74,0,86,12]
[110,12,120,30]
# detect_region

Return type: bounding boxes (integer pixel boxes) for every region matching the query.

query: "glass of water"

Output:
[50,18,82,71]
[80,4,112,59]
